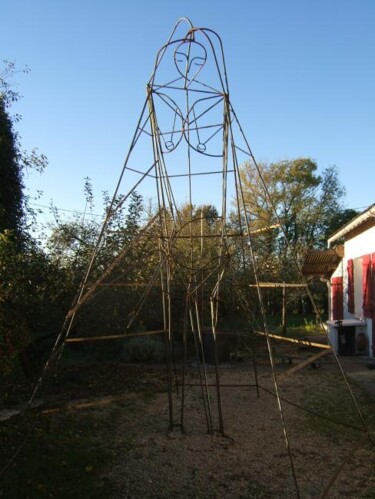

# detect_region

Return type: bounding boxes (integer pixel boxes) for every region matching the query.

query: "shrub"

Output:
[122,335,166,363]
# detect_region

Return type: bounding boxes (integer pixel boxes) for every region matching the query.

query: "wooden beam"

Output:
[42,395,127,415]
[85,282,162,288]
[65,329,166,343]
[91,282,308,289]
[254,330,331,349]
[248,282,308,288]
[159,224,281,240]
[278,349,331,381]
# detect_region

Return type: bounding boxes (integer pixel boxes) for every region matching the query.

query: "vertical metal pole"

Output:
[180,293,190,433]
[282,283,287,335]
[166,267,174,430]
[189,304,214,433]
[210,296,224,434]
[147,86,174,430]
[208,94,231,434]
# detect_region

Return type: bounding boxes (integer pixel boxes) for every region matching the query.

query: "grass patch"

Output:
[259,314,327,337]
[0,406,122,498]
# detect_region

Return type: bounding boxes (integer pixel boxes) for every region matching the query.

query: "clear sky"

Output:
[1,0,374,224]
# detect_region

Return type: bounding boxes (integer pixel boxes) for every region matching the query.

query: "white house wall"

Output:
[345,226,375,260]
[340,225,375,357]
[346,227,375,355]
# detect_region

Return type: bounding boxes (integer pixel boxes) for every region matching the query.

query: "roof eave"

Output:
[327,203,375,247]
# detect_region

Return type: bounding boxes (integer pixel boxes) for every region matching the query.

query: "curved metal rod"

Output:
[149,17,194,85]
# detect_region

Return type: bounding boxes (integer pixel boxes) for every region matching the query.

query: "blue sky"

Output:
[2,0,374,224]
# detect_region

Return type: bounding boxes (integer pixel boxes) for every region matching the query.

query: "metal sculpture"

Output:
[26,18,373,498]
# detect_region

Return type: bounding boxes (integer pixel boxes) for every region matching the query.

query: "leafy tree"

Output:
[0,62,50,375]
[0,96,24,234]
[239,158,347,263]
[238,158,349,316]
[322,207,358,241]
[0,61,28,106]
[0,230,68,375]
[46,185,157,336]
[173,203,220,275]
[48,184,146,278]
[0,61,47,236]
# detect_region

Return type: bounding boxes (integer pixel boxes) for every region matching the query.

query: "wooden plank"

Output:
[255,330,331,349]
[278,349,331,381]
[42,395,128,415]
[248,282,308,288]
[160,224,281,239]
[65,329,166,343]
[85,283,162,288]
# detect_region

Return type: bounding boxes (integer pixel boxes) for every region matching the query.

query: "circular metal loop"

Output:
[197,143,206,152]
[165,141,175,151]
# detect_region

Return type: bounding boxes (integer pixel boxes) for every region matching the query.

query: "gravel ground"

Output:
[104,357,375,498]
[2,347,373,498]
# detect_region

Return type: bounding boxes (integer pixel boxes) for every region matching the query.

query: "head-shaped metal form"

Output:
[147,18,230,157]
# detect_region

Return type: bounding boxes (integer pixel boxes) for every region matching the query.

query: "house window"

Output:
[331,276,343,320]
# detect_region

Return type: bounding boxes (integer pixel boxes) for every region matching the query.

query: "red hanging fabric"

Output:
[372,253,375,356]
[331,276,343,320]
[347,259,354,314]
[362,254,371,318]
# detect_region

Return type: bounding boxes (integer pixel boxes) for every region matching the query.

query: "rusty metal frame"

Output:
[23,18,373,498]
